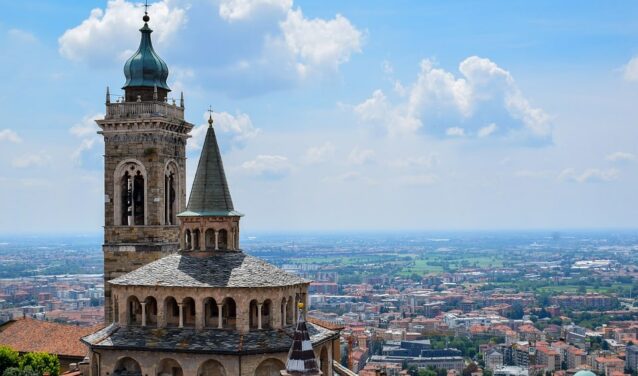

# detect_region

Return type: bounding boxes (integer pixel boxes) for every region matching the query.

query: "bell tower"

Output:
[96,10,193,322]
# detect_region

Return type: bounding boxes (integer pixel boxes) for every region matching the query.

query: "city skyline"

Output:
[1,0,638,233]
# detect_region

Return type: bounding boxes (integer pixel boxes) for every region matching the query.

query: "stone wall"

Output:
[88,338,333,376]
[97,112,193,323]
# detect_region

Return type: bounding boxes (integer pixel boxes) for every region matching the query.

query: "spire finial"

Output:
[143,0,150,23]
[207,106,214,127]
[180,92,184,108]
[106,86,110,104]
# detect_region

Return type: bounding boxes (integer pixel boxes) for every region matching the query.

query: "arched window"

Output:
[262,299,272,329]
[254,359,285,376]
[115,161,146,226]
[165,297,179,327]
[192,229,201,250]
[157,359,182,376]
[182,297,196,327]
[114,357,141,376]
[221,297,236,329]
[197,359,226,376]
[127,296,141,325]
[249,300,259,330]
[218,229,228,250]
[205,229,215,250]
[145,296,158,327]
[203,298,219,328]
[164,162,178,225]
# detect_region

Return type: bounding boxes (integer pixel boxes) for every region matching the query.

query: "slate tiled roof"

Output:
[82,322,337,355]
[0,318,103,358]
[179,122,241,217]
[109,252,307,288]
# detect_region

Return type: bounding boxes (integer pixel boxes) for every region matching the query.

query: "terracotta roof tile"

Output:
[0,318,103,357]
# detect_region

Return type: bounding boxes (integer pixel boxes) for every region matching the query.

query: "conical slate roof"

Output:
[284,306,322,375]
[179,121,242,217]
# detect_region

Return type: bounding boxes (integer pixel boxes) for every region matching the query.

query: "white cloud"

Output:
[623,56,638,82]
[304,142,335,164]
[558,168,619,183]
[12,153,51,169]
[7,29,37,44]
[241,155,292,179]
[58,0,186,64]
[348,147,375,165]
[72,138,98,163]
[214,111,260,143]
[606,151,636,162]
[354,56,551,140]
[446,127,465,137]
[0,129,22,143]
[478,123,497,138]
[69,114,103,165]
[189,111,259,151]
[280,7,363,77]
[353,89,420,135]
[70,114,101,137]
[219,0,291,21]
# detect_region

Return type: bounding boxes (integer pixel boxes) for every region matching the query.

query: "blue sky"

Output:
[1,0,638,234]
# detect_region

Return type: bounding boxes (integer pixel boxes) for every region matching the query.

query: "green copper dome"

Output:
[122,22,170,91]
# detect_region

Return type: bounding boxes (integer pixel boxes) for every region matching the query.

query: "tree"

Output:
[0,347,19,376]
[509,303,524,320]
[463,363,479,376]
[19,353,59,376]
[419,369,437,376]
[3,366,38,376]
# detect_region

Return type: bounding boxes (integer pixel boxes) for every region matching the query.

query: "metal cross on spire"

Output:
[144,0,149,14]
[207,106,214,127]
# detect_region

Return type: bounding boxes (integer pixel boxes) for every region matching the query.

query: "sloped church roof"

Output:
[109,252,306,288]
[179,117,243,217]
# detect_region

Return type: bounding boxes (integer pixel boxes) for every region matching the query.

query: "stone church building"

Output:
[80,10,341,376]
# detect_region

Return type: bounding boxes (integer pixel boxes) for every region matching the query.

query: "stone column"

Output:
[141,302,147,327]
[118,298,127,325]
[282,300,287,326]
[157,297,166,328]
[257,303,263,330]
[199,227,205,250]
[217,303,223,329]
[229,229,235,250]
[214,230,219,251]
[190,231,195,251]
[195,299,204,330]
[272,299,282,329]
[178,303,184,328]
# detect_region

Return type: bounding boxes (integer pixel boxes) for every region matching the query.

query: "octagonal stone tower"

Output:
[96,13,193,322]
